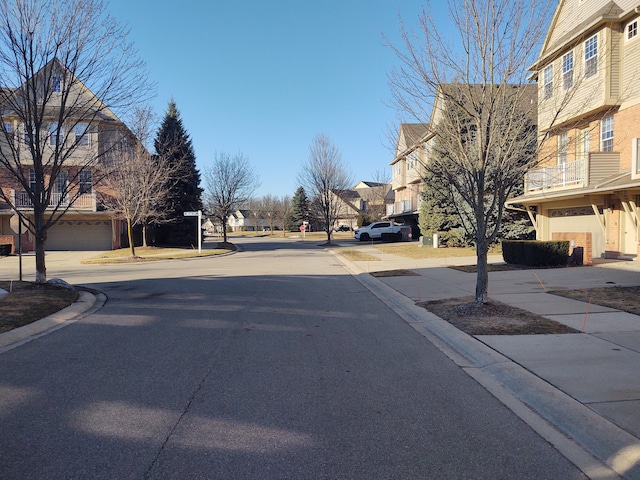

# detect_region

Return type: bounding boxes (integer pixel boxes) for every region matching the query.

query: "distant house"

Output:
[227,209,282,232]
[333,181,393,229]
[507,0,640,262]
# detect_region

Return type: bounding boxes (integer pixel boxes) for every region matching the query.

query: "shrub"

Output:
[502,240,569,266]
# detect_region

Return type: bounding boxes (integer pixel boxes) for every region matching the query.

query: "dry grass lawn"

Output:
[81,244,235,264]
[549,286,640,316]
[419,296,579,335]
[0,281,78,333]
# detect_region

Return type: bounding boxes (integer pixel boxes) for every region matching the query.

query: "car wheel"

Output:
[360,233,370,241]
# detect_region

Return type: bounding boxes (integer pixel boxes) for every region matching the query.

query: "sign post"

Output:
[183,210,202,253]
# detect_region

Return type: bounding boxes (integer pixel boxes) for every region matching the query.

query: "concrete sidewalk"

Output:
[335,244,640,479]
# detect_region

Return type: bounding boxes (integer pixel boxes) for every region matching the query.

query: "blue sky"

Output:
[107,0,432,198]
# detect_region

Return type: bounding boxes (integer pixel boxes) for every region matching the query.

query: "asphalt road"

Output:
[0,237,586,479]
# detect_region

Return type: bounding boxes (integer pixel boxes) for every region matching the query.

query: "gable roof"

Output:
[392,123,430,164]
[0,57,122,124]
[532,0,635,72]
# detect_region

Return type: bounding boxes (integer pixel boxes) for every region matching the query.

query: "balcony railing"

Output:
[386,196,420,216]
[525,159,586,192]
[13,190,96,211]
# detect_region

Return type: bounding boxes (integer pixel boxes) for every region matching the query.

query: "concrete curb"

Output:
[331,250,639,480]
[0,287,106,353]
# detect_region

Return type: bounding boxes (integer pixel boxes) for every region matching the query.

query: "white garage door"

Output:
[46,219,112,251]
[548,206,605,258]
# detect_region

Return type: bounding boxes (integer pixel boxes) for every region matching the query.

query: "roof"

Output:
[533,0,634,72]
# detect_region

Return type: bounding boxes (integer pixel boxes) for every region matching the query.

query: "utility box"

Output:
[419,234,439,248]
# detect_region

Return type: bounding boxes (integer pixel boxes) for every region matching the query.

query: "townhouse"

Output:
[388,123,430,238]
[508,0,640,263]
[0,59,130,252]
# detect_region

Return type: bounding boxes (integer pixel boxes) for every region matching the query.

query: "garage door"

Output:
[548,206,604,258]
[46,219,112,251]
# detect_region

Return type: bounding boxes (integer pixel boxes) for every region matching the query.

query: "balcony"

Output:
[524,152,620,194]
[12,190,97,211]
[386,196,420,216]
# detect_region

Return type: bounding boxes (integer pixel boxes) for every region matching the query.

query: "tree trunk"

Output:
[142,224,148,248]
[34,210,47,284]
[475,240,489,303]
[34,230,47,284]
[127,218,136,257]
[222,220,228,243]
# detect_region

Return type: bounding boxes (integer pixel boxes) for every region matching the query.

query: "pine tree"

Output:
[152,100,203,245]
[286,187,310,230]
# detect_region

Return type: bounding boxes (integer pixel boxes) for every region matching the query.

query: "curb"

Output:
[331,249,639,480]
[0,287,107,354]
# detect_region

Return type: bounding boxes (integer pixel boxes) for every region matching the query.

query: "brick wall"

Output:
[0,234,14,254]
[552,232,592,265]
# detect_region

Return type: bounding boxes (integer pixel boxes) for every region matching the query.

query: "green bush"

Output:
[0,244,11,256]
[502,240,569,266]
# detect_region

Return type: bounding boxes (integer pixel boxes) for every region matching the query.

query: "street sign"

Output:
[182,210,202,253]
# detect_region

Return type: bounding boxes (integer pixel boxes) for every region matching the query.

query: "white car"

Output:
[354,221,404,241]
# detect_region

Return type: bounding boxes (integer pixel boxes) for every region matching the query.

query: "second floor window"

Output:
[585,35,598,78]
[601,115,614,152]
[562,51,573,90]
[576,127,590,161]
[79,170,92,194]
[543,64,553,100]
[29,169,36,192]
[75,123,89,146]
[558,132,567,164]
[23,124,34,146]
[49,122,62,146]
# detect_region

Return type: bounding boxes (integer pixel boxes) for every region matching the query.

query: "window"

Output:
[601,115,614,152]
[543,64,553,100]
[54,171,68,195]
[628,20,638,41]
[3,122,13,142]
[634,138,640,176]
[558,132,568,164]
[562,51,573,90]
[75,123,89,146]
[79,170,92,194]
[49,122,63,146]
[23,124,34,146]
[52,76,61,93]
[29,169,36,191]
[576,127,589,161]
[585,35,598,78]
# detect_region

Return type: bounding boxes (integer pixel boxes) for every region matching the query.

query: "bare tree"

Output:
[365,170,392,222]
[260,194,279,233]
[298,134,353,244]
[203,152,260,243]
[247,197,264,231]
[0,0,151,282]
[387,0,554,303]
[101,106,185,257]
[274,194,290,237]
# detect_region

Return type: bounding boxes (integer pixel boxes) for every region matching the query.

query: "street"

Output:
[0,237,585,479]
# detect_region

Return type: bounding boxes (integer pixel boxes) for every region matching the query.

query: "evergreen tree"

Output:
[286,187,310,230]
[152,100,203,245]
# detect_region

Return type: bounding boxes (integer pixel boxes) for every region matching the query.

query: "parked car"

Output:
[354,221,406,241]
[334,225,351,232]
